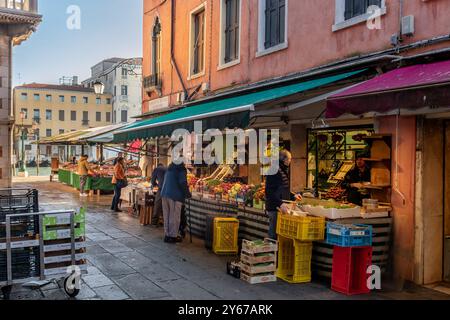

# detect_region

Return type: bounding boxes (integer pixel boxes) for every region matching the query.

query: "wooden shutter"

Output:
[193,10,205,74]
[345,0,381,20]
[265,0,285,49]
[225,0,240,63]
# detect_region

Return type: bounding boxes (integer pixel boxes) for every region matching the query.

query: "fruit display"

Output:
[253,184,266,201]
[322,186,346,201]
[60,162,142,178]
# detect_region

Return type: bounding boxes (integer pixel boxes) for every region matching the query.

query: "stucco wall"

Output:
[143,0,450,112]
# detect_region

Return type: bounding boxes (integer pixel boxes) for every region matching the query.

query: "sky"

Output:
[13,0,143,86]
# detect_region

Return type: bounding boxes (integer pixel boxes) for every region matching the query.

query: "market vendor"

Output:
[342,151,371,206]
[265,150,302,240]
[78,155,91,197]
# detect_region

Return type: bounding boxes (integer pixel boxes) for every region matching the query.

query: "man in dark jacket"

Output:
[150,163,167,226]
[342,151,371,206]
[160,162,192,243]
[265,150,301,240]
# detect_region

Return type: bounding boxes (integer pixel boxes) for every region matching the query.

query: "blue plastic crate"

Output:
[326,223,372,247]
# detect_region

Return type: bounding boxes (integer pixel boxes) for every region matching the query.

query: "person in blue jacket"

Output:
[265,150,302,240]
[160,162,192,243]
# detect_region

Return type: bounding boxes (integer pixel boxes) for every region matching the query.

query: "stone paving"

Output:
[4,179,450,300]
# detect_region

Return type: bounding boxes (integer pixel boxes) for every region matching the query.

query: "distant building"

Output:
[13,83,112,163]
[1,0,41,186]
[82,58,142,124]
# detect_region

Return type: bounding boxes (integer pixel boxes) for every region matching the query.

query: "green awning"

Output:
[113,69,365,142]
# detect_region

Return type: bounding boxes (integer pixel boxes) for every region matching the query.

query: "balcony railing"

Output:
[0,0,38,14]
[82,120,89,126]
[143,74,161,91]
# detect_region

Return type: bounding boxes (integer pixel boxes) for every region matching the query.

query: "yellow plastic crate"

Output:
[276,236,312,283]
[276,213,325,241]
[213,218,239,255]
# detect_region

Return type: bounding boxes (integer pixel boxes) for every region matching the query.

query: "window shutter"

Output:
[264,0,271,49]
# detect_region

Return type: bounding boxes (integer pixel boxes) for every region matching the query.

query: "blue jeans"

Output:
[267,211,278,240]
[111,183,123,211]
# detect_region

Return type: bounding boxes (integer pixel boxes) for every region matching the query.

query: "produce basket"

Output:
[241,239,278,254]
[277,236,312,283]
[301,204,361,219]
[276,213,325,241]
[326,223,372,247]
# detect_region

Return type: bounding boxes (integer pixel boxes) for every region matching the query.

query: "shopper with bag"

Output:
[111,157,127,212]
[160,162,192,243]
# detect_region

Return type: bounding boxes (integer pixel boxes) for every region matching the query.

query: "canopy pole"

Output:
[100,144,104,164]
[37,144,40,177]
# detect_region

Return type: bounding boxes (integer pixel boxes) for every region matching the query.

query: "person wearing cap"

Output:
[342,151,371,206]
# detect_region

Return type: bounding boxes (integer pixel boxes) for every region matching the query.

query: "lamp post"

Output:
[93,80,105,95]
[18,111,28,177]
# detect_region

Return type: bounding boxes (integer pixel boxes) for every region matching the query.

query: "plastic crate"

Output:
[276,236,312,283]
[331,246,373,295]
[276,213,325,241]
[213,218,239,255]
[326,223,373,247]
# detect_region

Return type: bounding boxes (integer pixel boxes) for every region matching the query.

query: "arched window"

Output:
[152,18,162,82]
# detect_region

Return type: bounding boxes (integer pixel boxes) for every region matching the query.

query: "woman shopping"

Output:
[111,157,127,213]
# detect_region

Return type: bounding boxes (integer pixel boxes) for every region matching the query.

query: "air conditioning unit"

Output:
[402,15,414,36]
[176,92,185,104]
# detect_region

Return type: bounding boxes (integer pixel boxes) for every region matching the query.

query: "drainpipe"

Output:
[171,0,189,102]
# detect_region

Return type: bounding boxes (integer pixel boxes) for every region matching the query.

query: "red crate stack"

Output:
[331,246,373,295]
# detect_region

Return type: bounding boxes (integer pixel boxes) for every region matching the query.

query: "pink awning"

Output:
[326,60,450,118]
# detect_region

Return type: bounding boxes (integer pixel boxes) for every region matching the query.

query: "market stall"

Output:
[57,161,143,194]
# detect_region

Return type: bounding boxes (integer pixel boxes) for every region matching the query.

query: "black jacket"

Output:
[342,166,371,206]
[265,163,295,212]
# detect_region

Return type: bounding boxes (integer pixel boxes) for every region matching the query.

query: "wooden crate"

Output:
[240,271,276,284]
[241,239,278,254]
[241,251,277,264]
[239,262,276,274]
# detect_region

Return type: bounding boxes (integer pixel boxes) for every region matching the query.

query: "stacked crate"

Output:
[239,239,278,284]
[276,213,325,283]
[0,189,40,283]
[326,222,373,295]
[42,209,87,276]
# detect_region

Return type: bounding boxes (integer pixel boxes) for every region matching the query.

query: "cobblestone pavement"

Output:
[4,179,450,300]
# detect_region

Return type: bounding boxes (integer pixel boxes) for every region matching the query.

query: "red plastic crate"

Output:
[331,246,373,295]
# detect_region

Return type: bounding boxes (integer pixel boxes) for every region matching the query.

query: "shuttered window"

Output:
[193,9,205,75]
[264,0,286,49]
[344,0,382,20]
[224,0,240,63]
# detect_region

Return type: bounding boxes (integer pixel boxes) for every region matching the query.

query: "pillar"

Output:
[0,30,12,188]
